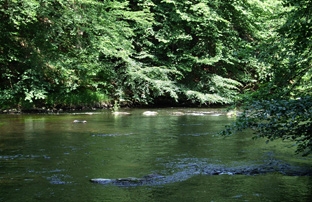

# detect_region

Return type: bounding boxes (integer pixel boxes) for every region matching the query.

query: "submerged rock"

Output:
[209,113,223,116]
[90,178,115,184]
[171,112,185,116]
[90,177,147,185]
[90,160,312,186]
[143,173,165,179]
[90,174,165,185]
[185,112,205,116]
[116,177,145,183]
[73,120,87,123]
[143,111,158,116]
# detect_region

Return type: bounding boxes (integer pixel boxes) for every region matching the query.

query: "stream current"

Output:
[0,108,311,201]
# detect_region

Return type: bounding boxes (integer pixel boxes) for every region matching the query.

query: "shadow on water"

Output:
[0,108,311,201]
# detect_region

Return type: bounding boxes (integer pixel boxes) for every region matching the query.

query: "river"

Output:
[0,108,311,201]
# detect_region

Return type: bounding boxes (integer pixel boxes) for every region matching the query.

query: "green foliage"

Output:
[252,0,312,97]
[221,97,312,156]
[181,74,242,104]
[44,90,110,109]
[126,0,275,104]
[220,0,312,156]
[0,0,153,108]
[0,0,287,108]
[122,62,180,103]
[112,100,120,113]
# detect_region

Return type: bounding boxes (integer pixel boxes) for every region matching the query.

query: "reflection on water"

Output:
[0,108,311,202]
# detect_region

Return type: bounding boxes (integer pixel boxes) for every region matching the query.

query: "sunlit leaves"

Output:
[221,0,312,156]
[0,0,155,107]
[138,0,274,104]
[0,0,289,108]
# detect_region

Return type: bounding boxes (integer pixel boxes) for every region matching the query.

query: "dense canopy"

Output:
[0,0,277,108]
[220,0,312,156]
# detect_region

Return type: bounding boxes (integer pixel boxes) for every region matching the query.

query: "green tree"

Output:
[130,0,276,104]
[0,0,154,108]
[220,0,312,156]
[0,0,284,109]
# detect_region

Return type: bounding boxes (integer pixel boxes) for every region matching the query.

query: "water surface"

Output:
[0,108,311,201]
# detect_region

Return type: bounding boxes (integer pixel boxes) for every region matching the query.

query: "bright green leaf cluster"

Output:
[0,0,283,109]
[221,0,312,156]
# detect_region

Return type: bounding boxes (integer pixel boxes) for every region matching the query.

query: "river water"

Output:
[0,108,311,202]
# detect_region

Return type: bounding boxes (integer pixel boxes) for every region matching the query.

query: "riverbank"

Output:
[0,99,230,114]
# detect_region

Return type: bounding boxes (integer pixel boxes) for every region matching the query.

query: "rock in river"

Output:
[91,177,146,185]
[171,112,185,116]
[90,178,115,184]
[90,174,165,185]
[73,120,87,123]
[143,111,158,116]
